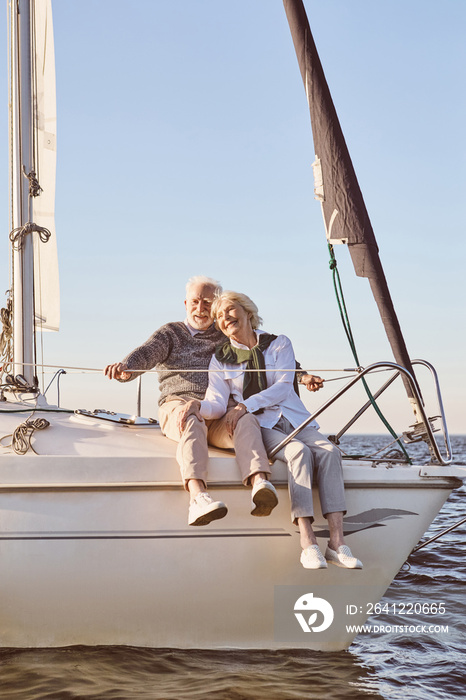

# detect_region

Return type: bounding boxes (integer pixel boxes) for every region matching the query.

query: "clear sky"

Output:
[0,0,465,438]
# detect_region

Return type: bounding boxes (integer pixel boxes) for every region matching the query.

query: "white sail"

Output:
[31,0,59,332]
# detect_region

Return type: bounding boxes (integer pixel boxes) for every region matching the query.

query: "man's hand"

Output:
[177,399,203,432]
[104,362,132,381]
[224,403,247,437]
[301,374,324,392]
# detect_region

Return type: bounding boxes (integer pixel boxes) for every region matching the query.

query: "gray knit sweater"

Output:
[121,322,225,406]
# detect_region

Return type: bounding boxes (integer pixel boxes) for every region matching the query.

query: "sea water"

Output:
[1,436,465,700]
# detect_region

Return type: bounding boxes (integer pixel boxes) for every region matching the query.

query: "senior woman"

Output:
[181,291,362,570]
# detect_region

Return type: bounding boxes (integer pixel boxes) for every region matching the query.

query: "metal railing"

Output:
[410,359,452,463]
[268,360,452,466]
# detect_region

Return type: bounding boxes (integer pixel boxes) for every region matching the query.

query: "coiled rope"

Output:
[7,416,50,455]
[24,168,42,197]
[0,298,13,378]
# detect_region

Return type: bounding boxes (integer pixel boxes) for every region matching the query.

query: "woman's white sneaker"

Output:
[325,544,363,569]
[188,492,228,526]
[300,545,328,569]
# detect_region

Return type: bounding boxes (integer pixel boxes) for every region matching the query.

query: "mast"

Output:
[9,0,58,387]
[283,0,422,417]
[10,0,36,386]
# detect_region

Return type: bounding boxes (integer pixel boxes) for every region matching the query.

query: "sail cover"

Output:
[283,0,416,397]
[31,0,59,331]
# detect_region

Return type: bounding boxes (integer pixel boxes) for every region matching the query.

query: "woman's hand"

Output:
[177,399,203,432]
[104,362,132,381]
[301,374,324,392]
[224,403,247,437]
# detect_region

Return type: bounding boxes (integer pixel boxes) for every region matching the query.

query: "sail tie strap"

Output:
[9,222,51,250]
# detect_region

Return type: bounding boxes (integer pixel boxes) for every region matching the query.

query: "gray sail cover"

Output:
[283,0,415,392]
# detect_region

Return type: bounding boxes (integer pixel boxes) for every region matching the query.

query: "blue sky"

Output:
[0,0,465,438]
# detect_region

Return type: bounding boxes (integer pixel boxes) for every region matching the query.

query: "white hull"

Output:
[0,403,462,650]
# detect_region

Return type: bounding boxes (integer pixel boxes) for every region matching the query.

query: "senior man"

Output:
[104,275,323,527]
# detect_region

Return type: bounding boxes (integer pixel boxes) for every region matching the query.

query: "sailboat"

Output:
[0,0,463,651]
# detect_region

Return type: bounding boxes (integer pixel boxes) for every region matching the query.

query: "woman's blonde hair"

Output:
[212,291,263,330]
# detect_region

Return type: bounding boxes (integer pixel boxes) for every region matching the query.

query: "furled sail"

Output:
[31,0,59,331]
[283,0,416,399]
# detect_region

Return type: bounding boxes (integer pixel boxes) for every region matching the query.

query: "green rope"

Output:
[328,244,411,463]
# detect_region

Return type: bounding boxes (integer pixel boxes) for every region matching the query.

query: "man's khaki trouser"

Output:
[158,397,271,490]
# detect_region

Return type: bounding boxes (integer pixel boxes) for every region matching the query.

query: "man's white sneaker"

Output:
[188,492,228,526]
[250,479,278,516]
[300,545,328,569]
[325,544,363,569]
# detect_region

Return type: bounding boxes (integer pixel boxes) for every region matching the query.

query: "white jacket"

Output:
[200,330,318,430]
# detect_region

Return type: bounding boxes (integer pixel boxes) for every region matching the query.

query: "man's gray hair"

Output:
[185,276,222,296]
[212,291,263,330]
